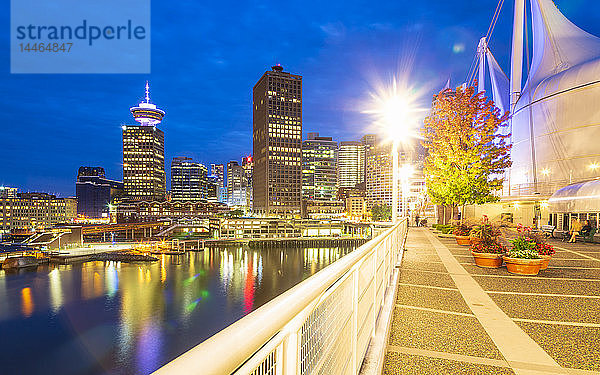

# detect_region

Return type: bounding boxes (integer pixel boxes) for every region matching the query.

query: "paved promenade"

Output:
[383,228,600,375]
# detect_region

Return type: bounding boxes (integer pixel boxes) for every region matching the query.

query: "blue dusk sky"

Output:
[0,0,598,196]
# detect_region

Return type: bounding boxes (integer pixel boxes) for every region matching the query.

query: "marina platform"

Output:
[383,228,600,374]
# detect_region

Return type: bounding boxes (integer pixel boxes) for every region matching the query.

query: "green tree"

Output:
[422,84,511,222]
[371,204,392,221]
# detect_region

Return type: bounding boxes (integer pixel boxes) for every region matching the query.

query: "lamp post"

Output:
[363,78,423,223]
[392,141,400,223]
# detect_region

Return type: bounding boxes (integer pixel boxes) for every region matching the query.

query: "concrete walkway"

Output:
[382,228,600,374]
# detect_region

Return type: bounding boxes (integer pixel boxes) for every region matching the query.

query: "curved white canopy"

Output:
[548,179,600,213]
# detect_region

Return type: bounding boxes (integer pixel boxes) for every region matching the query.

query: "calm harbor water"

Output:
[0,246,352,375]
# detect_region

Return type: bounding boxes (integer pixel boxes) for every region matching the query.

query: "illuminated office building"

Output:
[253,64,302,216]
[227,161,247,207]
[302,133,338,201]
[338,141,365,188]
[0,192,77,233]
[171,157,208,201]
[211,163,227,204]
[122,82,166,201]
[242,156,253,211]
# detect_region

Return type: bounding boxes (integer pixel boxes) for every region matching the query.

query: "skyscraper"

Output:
[122,82,166,201]
[227,161,246,207]
[76,167,123,218]
[338,141,365,188]
[171,157,208,201]
[302,133,338,201]
[253,65,302,216]
[361,134,378,186]
[210,163,227,204]
[242,156,253,211]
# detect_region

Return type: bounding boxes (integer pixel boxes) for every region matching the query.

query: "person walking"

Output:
[569,218,583,243]
[415,215,420,227]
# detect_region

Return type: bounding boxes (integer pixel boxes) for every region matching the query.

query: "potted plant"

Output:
[454,224,471,246]
[471,241,506,268]
[503,236,543,275]
[469,216,500,245]
[537,243,556,270]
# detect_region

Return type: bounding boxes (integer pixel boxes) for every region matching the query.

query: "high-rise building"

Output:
[366,143,395,210]
[76,167,123,218]
[302,133,338,201]
[242,156,253,211]
[122,82,166,201]
[253,64,302,216]
[210,163,227,204]
[338,141,365,188]
[227,161,246,207]
[0,193,77,233]
[171,157,208,201]
[206,175,218,203]
[361,134,378,186]
[365,143,417,217]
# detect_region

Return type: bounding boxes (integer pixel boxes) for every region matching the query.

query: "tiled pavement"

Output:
[382,228,600,375]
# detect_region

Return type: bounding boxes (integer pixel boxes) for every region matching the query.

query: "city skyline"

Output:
[2,0,599,196]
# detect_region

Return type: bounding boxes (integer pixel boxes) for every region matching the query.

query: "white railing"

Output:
[153,219,408,375]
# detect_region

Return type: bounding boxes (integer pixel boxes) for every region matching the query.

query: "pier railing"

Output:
[154,218,408,375]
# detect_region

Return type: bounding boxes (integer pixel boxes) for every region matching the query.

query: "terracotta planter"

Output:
[455,235,471,246]
[471,251,504,268]
[502,256,543,275]
[470,236,482,245]
[539,255,552,270]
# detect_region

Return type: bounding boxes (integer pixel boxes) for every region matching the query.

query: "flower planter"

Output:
[455,235,471,246]
[502,256,543,275]
[471,251,504,268]
[470,236,482,245]
[540,255,552,270]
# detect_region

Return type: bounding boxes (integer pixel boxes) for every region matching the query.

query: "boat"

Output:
[2,256,39,269]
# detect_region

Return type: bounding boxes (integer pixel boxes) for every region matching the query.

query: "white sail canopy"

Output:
[508,0,600,194]
[486,49,510,117]
[524,0,600,93]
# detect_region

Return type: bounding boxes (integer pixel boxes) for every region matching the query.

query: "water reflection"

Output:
[0,246,351,374]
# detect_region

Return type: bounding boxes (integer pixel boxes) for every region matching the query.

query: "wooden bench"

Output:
[541,225,556,238]
[578,227,597,243]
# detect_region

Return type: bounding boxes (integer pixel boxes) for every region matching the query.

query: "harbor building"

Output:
[0,192,77,234]
[122,82,166,202]
[253,64,303,216]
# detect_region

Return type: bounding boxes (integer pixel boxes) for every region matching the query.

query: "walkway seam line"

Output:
[555,246,600,262]
[423,230,562,374]
[511,317,600,328]
[395,304,475,317]
[486,290,600,299]
[397,283,459,291]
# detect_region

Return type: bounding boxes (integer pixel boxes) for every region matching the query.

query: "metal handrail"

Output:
[153,218,408,375]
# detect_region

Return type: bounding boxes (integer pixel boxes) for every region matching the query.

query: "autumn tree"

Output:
[422,84,511,223]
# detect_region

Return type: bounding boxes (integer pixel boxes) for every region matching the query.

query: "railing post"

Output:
[276,342,284,375]
[283,330,298,374]
[351,266,358,374]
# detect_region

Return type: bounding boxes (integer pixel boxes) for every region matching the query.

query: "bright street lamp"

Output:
[363,78,423,223]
